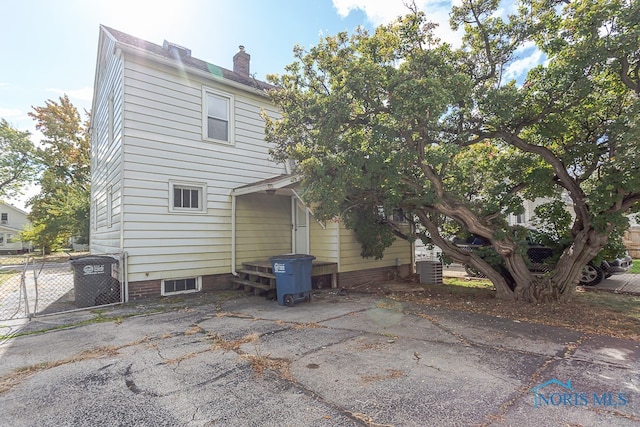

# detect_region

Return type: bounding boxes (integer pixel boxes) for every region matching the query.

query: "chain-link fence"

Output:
[0,254,30,320]
[0,253,123,320]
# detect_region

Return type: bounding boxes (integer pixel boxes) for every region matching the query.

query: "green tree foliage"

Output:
[22,95,91,252]
[265,0,640,302]
[0,119,38,199]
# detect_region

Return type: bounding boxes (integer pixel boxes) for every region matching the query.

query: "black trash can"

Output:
[70,255,121,308]
[269,254,315,306]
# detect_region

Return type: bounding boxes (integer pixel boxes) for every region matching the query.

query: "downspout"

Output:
[121,251,129,303]
[231,194,237,276]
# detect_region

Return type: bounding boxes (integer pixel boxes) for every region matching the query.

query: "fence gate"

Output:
[0,253,123,321]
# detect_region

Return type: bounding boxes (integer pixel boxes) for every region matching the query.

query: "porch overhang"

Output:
[231,174,302,197]
[230,174,314,277]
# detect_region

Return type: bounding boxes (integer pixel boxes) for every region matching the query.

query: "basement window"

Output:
[162,277,201,296]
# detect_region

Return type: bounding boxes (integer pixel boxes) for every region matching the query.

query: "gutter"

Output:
[121,251,129,303]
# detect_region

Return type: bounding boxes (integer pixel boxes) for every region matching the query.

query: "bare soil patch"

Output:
[346,278,640,341]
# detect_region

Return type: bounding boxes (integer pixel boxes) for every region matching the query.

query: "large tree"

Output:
[264,0,640,302]
[22,95,91,252]
[0,119,38,199]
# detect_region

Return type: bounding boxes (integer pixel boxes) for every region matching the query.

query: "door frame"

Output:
[291,196,309,254]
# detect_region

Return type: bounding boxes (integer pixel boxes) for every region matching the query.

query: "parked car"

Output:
[454,230,632,286]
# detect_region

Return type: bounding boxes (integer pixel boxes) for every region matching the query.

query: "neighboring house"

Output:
[90,26,413,301]
[624,216,640,258]
[0,201,31,254]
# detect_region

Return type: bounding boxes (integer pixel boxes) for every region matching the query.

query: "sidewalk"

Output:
[593,272,640,295]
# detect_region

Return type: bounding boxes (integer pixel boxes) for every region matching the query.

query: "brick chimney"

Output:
[233,45,250,77]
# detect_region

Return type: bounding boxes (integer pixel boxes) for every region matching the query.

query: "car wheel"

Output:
[579,263,604,286]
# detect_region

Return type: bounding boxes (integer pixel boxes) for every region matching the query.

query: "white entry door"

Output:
[292,197,309,254]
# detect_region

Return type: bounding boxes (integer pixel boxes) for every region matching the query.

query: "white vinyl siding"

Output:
[94,27,423,290]
[90,30,124,254]
[338,223,412,273]
[106,185,113,228]
[93,199,98,231]
[309,218,340,264]
[113,50,286,283]
[235,193,291,268]
[0,202,30,251]
[108,92,114,144]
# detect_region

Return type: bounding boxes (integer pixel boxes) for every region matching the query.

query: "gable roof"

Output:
[101,25,274,92]
[0,201,29,217]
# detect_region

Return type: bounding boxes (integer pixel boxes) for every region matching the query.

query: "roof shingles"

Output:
[102,25,273,91]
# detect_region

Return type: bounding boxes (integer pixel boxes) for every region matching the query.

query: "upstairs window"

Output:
[203,88,233,144]
[1,213,7,224]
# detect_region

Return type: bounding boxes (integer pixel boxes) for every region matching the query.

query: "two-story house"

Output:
[90,26,413,301]
[0,201,30,254]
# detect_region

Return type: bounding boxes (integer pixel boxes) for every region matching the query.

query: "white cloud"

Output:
[332,0,463,47]
[333,0,411,25]
[504,42,546,81]
[46,86,94,102]
[0,108,23,118]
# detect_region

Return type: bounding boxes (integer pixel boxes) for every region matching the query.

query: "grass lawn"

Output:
[629,259,640,274]
[0,270,19,286]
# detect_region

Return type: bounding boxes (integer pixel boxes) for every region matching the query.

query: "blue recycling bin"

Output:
[269,254,316,306]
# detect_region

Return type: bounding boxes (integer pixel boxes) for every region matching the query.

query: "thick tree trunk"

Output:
[412,210,610,304]
[513,277,574,303]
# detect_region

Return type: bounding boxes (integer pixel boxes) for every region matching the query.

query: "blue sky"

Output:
[1,0,461,132]
[1,0,536,210]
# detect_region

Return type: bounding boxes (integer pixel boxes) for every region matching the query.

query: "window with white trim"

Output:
[203,87,233,144]
[0,213,7,224]
[169,181,206,213]
[162,276,201,295]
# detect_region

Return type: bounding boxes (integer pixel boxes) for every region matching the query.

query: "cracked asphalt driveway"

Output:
[0,290,638,426]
